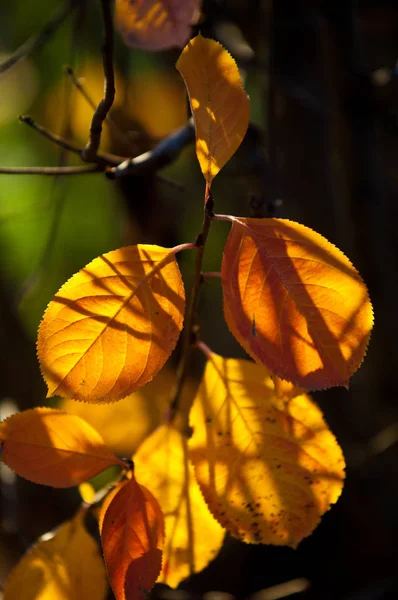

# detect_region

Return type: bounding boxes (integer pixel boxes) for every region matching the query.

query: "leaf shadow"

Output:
[41,246,185,400]
[224,218,371,388]
[189,355,345,547]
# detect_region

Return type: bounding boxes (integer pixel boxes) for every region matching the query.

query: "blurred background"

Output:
[1,0,398,598]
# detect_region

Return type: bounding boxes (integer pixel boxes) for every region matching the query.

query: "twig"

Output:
[19,114,125,166]
[0,165,101,175]
[169,185,214,424]
[65,65,131,148]
[82,0,115,162]
[19,115,82,155]
[0,1,75,74]
[106,119,195,178]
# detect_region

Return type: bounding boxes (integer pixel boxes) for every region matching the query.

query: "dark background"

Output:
[1,1,398,599]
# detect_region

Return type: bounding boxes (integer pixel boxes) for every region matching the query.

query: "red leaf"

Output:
[101,475,164,600]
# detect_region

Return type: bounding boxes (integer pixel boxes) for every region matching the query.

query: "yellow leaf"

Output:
[60,364,197,456]
[37,245,185,403]
[176,34,250,185]
[134,424,224,587]
[116,0,201,52]
[3,508,107,600]
[222,218,373,390]
[0,408,124,487]
[272,375,305,401]
[188,353,345,548]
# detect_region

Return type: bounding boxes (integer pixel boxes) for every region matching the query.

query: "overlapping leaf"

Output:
[134,424,224,587]
[100,474,164,600]
[60,365,197,455]
[0,408,124,487]
[38,245,185,403]
[3,508,107,600]
[116,0,201,51]
[176,34,250,185]
[222,218,373,390]
[188,353,345,548]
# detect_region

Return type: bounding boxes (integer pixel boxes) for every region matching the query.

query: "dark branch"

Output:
[82,0,115,162]
[0,165,101,176]
[0,1,75,74]
[106,119,195,178]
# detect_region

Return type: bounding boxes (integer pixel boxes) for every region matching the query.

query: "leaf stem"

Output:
[170,242,197,255]
[195,340,214,359]
[169,188,214,425]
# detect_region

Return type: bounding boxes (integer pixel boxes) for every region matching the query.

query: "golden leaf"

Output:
[101,475,164,600]
[176,34,250,185]
[60,365,196,456]
[37,245,185,403]
[134,424,224,587]
[222,218,373,390]
[188,353,345,548]
[116,0,201,52]
[3,508,107,600]
[0,408,124,487]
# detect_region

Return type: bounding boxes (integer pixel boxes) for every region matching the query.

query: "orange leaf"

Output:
[116,0,201,52]
[272,375,305,401]
[101,475,164,600]
[134,424,224,587]
[37,245,185,403]
[3,508,108,600]
[188,353,345,548]
[0,408,123,487]
[221,218,373,390]
[176,34,250,185]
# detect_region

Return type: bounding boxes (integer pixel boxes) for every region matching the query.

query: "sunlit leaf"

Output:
[60,365,196,456]
[116,0,201,52]
[272,375,305,401]
[0,408,124,487]
[188,352,345,548]
[176,34,250,185]
[222,218,373,390]
[101,474,164,600]
[135,423,224,587]
[38,245,185,403]
[3,508,107,600]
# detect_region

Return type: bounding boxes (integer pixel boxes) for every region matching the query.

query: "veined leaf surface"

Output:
[188,353,345,548]
[116,0,201,52]
[134,424,224,587]
[100,475,164,600]
[3,508,107,600]
[38,245,185,403]
[0,408,124,487]
[222,218,373,390]
[176,34,250,185]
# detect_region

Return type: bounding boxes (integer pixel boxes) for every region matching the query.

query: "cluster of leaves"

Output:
[0,7,374,600]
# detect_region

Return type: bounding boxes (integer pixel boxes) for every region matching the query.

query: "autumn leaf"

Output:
[0,408,124,487]
[60,365,197,456]
[101,474,164,600]
[221,218,373,390]
[188,352,345,548]
[176,34,250,186]
[134,423,224,587]
[3,507,107,600]
[272,375,305,401]
[116,0,201,52]
[37,244,185,403]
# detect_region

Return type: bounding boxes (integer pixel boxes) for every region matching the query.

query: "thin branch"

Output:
[106,119,195,178]
[82,0,115,162]
[19,115,82,155]
[169,185,214,424]
[0,1,75,74]
[0,165,101,175]
[19,114,125,166]
[65,65,131,147]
